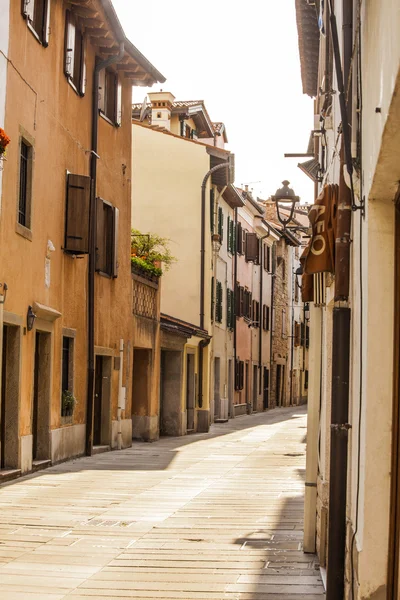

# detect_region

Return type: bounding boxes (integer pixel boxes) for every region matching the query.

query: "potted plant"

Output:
[62,390,76,417]
[0,128,10,169]
[131,229,176,280]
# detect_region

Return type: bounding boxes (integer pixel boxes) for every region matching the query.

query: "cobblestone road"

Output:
[0,406,325,599]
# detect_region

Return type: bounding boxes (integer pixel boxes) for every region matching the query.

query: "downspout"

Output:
[85,42,125,457]
[198,162,228,410]
[326,0,353,596]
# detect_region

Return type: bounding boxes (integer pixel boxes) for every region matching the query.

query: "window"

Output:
[236,283,244,318]
[262,305,270,331]
[21,0,50,46]
[218,207,224,241]
[227,289,234,330]
[282,309,286,338]
[216,280,223,323]
[61,336,74,416]
[227,216,235,254]
[64,173,90,255]
[244,289,252,320]
[235,359,244,391]
[306,324,310,348]
[305,370,309,390]
[236,222,243,254]
[96,198,119,277]
[64,10,86,96]
[245,233,259,263]
[252,300,260,327]
[210,189,215,232]
[264,244,271,272]
[294,322,301,346]
[99,67,122,126]
[18,139,33,230]
[300,322,305,346]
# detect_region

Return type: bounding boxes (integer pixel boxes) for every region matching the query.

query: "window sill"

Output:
[15,222,32,241]
[96,269,112,279]
[99,111,118,128]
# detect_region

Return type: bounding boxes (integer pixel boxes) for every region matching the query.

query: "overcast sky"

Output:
[113,0,314,203]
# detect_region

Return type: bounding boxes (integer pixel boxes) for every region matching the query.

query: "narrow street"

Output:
[0,407,324,599]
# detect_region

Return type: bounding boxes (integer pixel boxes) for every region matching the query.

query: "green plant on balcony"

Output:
[61,390,76,417]
[131,229,176,278]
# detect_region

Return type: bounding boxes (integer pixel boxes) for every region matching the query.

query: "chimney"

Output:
[148,91,175,131]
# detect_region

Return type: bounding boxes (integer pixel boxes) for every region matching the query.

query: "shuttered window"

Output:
[64,173,91,255]
[262,305,270,331]
[99,67,122,126]
[216,280,223,323]
[264,244,271,272]
[245,233,259,263]
[244,290,252,320]
[211,277,214,321]
[252,300,260,327]
[306,324,310,348]
[235,359,244,391]
[218,207,224,241]
[22,0,50,46]
[227,289,234,330]
[95,198,119,277]
[294,322,301,346]
[226,216,235,254]
[301,322,305,346]
[64,10,87,96]
[236,222,243,254]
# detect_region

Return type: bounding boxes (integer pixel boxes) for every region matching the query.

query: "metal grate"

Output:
[133,280,158,319]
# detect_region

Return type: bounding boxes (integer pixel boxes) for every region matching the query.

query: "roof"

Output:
[132,98,215,138]
[86,0,166,86]
[160,314,210,339]
[237,189,264,215]
[298,157,320,182]
[221,185,245,209]
[295,0,320,97]
[213,122,228,143]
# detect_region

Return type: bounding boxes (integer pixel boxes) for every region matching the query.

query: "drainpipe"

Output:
[326,0,353,594]
[85,42,125,457]
[117,339,124,450]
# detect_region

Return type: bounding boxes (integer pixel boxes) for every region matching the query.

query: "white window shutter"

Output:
[22,0,34,22]
[64,11,75,78]
[80,34,87,96]
[112,206,119,278]
[43,0,51,46]
[115,76,122,126]
[98,68,106,112]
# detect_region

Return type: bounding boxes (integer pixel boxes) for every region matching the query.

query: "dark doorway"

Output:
[263,367,269,410]
[186,353,195,431]
[32,331,51,462]
[276,364,282,407]
[214,357,221,419]
[94,355,112,447]
[160,350,183,436]
[245,362,249,405]
[1,325,21,469]
[252,365,258,411]
[228,359,233,418]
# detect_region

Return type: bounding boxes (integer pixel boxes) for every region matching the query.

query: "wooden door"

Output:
[94,356,103,446]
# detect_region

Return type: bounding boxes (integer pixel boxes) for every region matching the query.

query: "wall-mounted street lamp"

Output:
[212,233,222,253]
[0,282,8,304]
[271,180,300,229]
[27,305,37,331]
[304,302,310,322]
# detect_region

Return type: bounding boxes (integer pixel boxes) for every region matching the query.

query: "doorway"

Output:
[263,368,269,410]
[214,357,221,419]
[252,365,258,411]
[276,364,282,407]
[186,353,195,431]
[245,362,249,405]
[228,359,233,418]
[160,350,183,436]
[32,331,51,462]
[1,325,20,470]
[94,355,112,447]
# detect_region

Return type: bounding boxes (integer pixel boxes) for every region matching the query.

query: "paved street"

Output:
[0,407,324,599]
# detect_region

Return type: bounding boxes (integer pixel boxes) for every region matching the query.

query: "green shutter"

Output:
[227,288,231,328]
[227,216,231,251]
[231,219,235,254]
[210,189,215,232]
[218,207,224,240]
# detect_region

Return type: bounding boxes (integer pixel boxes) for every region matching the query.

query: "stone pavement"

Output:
[0,406,325,599]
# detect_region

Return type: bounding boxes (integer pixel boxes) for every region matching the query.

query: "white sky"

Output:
[113,0,314,203]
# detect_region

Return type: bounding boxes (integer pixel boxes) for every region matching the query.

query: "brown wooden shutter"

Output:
[245,233,259,262]
[236,222,242,253]
[95,197,105,272]
[80,34,87,96]
[64,10,75,78]
[115,76,122,126]
[239,361,244,390]
[112,206,119,278]
[64,174,90,255]
[22,0,34,21]
[295,322,301,346]
[239,286,244,317]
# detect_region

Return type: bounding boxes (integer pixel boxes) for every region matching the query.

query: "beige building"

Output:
[295,1,400,598]
[0,0,164,480]
[132,93,234,436]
